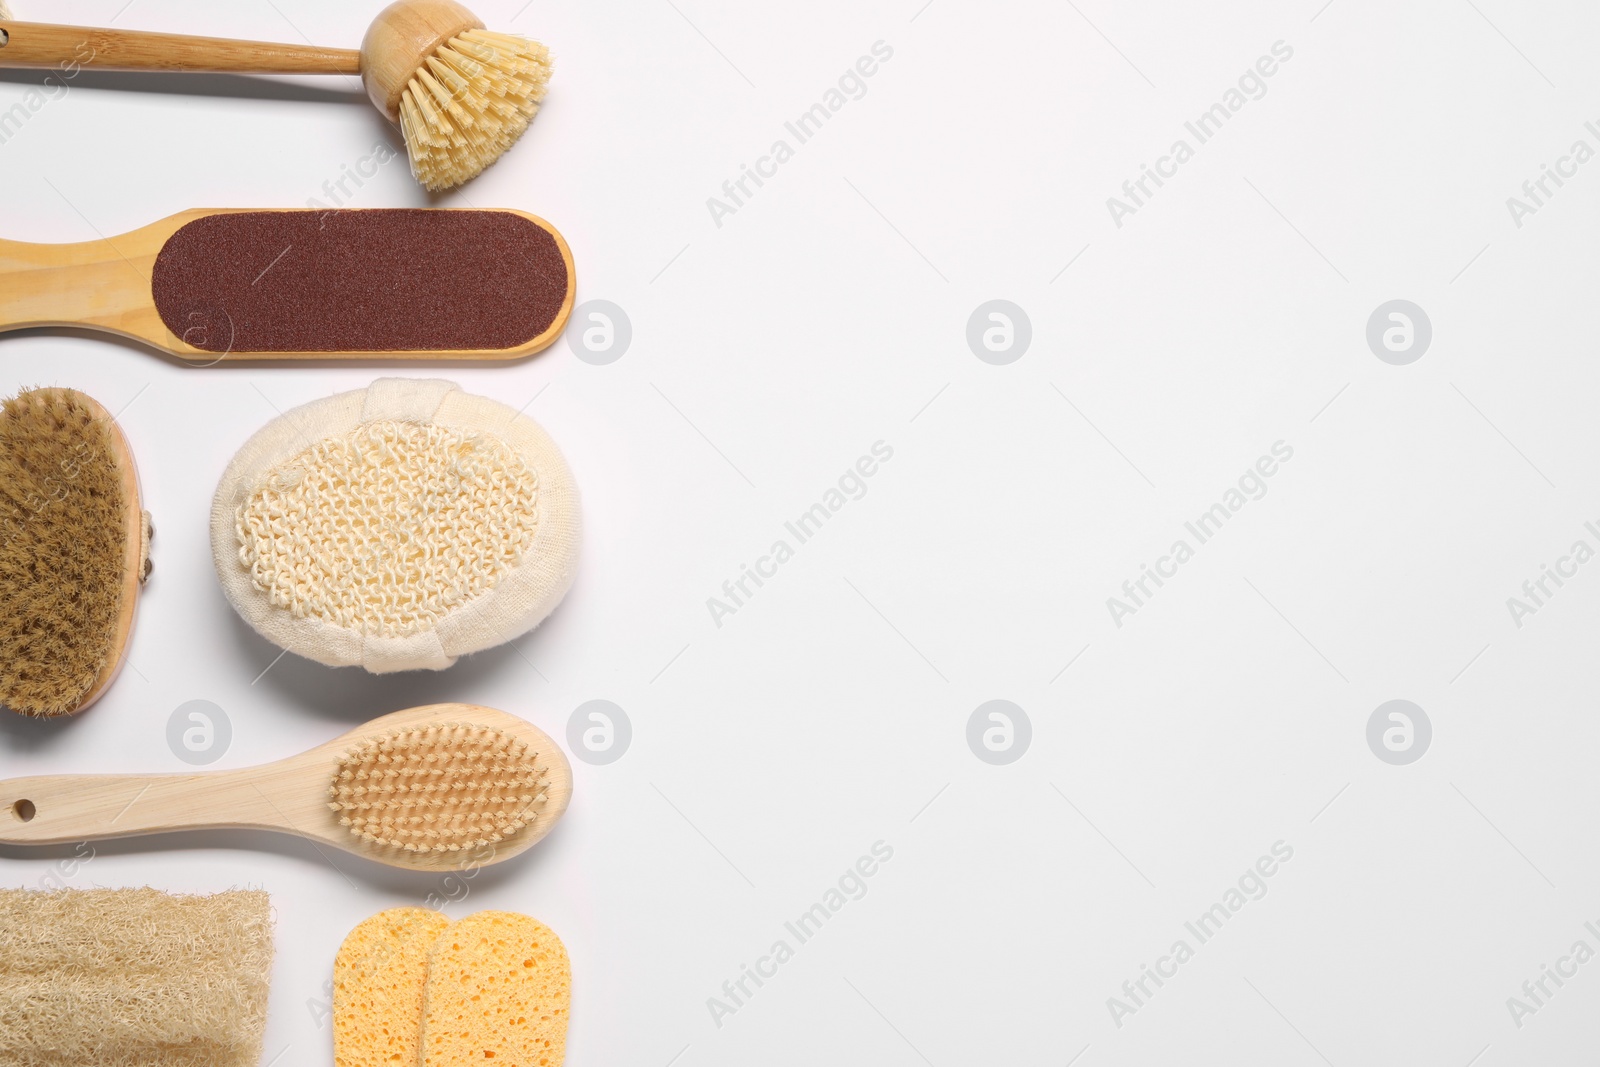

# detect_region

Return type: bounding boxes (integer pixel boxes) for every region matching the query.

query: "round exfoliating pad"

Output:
[210,379,579,673]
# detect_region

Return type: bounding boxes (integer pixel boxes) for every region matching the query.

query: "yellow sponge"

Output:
[421,911,571,1066]
[333,907,451,1067]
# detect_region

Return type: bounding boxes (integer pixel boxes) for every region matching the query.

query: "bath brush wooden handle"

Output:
[0,208,575,360]
[0,768,303,843]
[0,20,360,74]
[0,704,573,871]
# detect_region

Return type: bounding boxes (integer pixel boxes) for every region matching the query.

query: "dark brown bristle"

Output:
[0,388,128,717]
[328,724,548,854]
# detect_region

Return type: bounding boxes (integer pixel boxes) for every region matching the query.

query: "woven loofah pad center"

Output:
[235,419,538,640]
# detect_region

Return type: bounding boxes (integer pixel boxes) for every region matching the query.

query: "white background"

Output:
[2,0,1598,1063]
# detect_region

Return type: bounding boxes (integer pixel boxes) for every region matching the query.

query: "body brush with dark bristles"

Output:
[0,387,150,717]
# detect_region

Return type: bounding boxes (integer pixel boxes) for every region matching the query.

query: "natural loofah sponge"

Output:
[421,911,570,1066]
[334,907,450,1067]
[0,888,273,1067]
[236,420,540,640]
[0,387,148,716]
[211,379,580,674]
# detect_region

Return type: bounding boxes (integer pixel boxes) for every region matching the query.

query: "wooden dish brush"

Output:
[0,1,552,190]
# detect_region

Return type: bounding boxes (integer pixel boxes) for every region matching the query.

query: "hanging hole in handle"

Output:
[11,799,35,822]
[0,30,10,47]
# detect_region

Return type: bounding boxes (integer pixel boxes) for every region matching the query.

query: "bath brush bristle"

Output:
[0,387,146,717]
[329,723,548,853]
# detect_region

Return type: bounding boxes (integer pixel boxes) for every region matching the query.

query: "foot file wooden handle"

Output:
[0,208,575,361]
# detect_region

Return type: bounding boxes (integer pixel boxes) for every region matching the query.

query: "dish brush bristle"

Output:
[398,28,551,191]
[0,389,129,717]
[329,723,549,853]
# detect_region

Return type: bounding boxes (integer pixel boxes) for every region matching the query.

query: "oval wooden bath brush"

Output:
[0,1,553,190]
[0,208,574,360]
[0,386,151,717]
[0,704,573,872]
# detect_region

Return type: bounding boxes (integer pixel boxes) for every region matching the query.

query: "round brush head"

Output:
[211,378,579,674]
[329,722,548,853]
[360,1,552,192]
[0,388,149,717]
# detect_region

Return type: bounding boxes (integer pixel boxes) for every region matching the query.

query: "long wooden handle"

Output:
[0,771,291,845]
[0,20,361,74]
